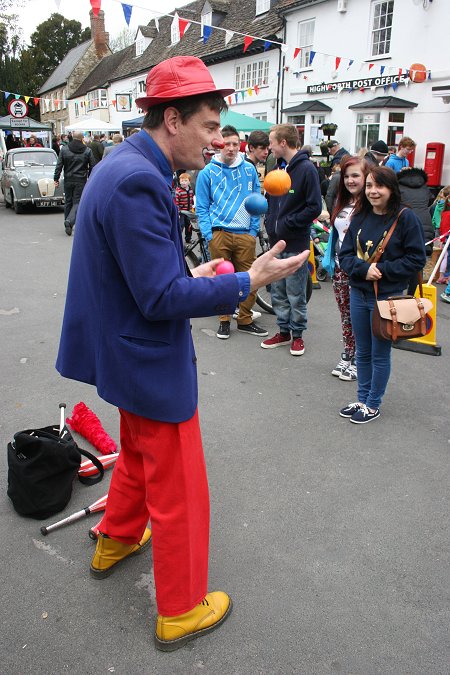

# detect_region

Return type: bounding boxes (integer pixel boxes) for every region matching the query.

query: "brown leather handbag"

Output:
[371,210,432,342]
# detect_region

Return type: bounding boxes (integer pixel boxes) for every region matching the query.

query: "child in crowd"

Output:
[175,173,195,243]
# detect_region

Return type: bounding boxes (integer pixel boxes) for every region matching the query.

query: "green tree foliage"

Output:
[26,13,91,89]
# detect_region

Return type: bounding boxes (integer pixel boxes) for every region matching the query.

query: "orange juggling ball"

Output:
[263,170,292,196]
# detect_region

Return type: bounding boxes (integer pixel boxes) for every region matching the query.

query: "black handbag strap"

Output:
[77,447,105,485]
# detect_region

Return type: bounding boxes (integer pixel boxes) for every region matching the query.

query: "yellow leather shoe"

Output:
[90,528,152,579]
[155,591,232,652]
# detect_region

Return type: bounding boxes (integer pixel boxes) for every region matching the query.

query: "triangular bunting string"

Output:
[225,30,234,45]
[263,41,271,51]
[178,17,190,39]
[203,24,212,43]
[121,3,132,26]
[90,0,101,17]
[243,35,253,52]
[309,51,316,66]
[335,56,341,70]
[293,47,301,59]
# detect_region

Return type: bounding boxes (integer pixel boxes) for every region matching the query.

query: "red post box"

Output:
[424,142,445,187]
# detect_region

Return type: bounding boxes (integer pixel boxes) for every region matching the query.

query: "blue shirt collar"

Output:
[138,130,173,187]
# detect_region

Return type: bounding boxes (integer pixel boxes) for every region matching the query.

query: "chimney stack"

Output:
[90,9,109,57]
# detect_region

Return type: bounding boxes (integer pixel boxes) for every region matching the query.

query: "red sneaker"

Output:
[290,337,305,356]
[260,332,291,349]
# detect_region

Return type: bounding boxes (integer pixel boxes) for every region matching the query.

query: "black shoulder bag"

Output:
[7,422,104,520]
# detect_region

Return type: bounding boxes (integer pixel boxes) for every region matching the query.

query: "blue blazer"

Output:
[56,131,241,422]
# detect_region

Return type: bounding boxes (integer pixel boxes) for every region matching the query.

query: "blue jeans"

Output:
[350,287,401,410]
[270,253,308,337]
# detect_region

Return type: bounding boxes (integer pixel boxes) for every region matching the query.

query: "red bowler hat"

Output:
[135,56,235,111]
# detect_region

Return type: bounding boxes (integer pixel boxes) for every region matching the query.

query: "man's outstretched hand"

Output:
[248,240,310,291]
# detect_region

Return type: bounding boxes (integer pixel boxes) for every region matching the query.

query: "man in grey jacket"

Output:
[54,131,96,236]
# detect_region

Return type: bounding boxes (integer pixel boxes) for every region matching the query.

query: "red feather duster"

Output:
[66,402,118,455]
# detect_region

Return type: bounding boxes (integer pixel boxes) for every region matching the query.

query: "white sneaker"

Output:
[339,362,357,381]
[331,352,351,377]
[233,309,262,320]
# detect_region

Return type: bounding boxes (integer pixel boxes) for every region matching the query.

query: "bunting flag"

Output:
[254,85,260,95]
[24,95,30,104]
[4,91,10,99]
[368,63,374,70]
[225,30,234,45]
[90,0,101,17]
[398,68,402,76]
[247,88,253,96]
[243,35,253,52]
[293,47,301,59]
[14,94,20,99]
[154,16,159,31]
[380,65,385,75]
[203,24,212,43]
[392,82,398,91]
[263,41,271,51]
[55,0,61,8]
[178,17,190,39]
[33,97,39,105]
[348,59,354,69]
[335,56,341,70]
[121,3,132,26]
[112,100,116,106]
[309,51,316,65]
[280,44,289,54]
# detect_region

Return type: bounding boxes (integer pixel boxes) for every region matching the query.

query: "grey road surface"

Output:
[0,205,448,675]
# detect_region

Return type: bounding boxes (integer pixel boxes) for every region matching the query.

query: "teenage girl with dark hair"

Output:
[327,156,369,381]
[338,166,426,424]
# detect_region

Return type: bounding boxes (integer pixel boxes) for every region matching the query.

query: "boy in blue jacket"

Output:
[262,124,322,356]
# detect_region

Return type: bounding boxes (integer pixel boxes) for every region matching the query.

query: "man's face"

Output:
[269,132,285,160]
[220,135,240,165]
[329,144,339,156]
[173,104,224,170]
[251,144,269,163]
[398,145,413,158]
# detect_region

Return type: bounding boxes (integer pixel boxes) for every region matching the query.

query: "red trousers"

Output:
[98,408,210,616]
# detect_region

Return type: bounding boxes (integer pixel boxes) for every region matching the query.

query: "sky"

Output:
[16,0,191,44]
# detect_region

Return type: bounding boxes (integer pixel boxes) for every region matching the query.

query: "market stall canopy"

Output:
[65,117,121,132]
[219,109,272,132]
[122,110,272,134]
[122,116,144,129]
[0,115,52,131]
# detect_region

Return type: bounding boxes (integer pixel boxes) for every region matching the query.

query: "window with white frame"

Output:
[355,112,381,151]
[138,79,146,93]
[253,113,267,121]
[171,16,180,44]
[235,59,269,90]
[136,38,145,56]
[297,19,315,69]
[371,1,394,57]
[256,0,270,14]
[75,102,79,118]
[86,89,108,111]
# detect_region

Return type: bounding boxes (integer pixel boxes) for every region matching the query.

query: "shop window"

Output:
[355,112,380,151]
[371,1,394,57]
[287,115,305,146]
[310,114,325,149]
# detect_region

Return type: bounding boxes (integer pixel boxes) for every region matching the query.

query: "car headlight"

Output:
[19,177,30,187]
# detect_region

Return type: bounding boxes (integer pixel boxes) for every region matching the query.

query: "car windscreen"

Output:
[13,152,56,167]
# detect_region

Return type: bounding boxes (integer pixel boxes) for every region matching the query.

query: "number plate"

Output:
[36,201,52,207]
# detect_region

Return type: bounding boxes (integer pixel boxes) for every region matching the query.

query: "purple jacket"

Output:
[56,131,242,422]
